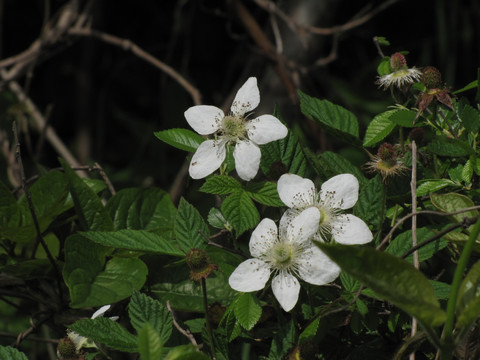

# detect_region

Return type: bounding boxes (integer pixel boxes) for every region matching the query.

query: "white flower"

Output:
[184,77,288,181]
[228,208,341,312]
[277,173,373,245]
[376,68,422,90]
[67,305,119,351]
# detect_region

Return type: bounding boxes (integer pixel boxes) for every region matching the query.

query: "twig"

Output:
[0,332,59,345]
[11,314,53,347]
[166,301,198,347]
[94,162,116,196]
[67,27,202,106]
[12,122,63,302]
[376,206,480,251]
[409,140,418,360]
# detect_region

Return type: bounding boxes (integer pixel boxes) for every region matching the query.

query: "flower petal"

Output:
[331,214,373,245]
[320,174,359,209]
[271,272,301,312]
[246,115,288,145]
[184,105,223,135]
[249,218,278,258]
[231,77,260,116]
[189,140,226,179]
[296,244,341,285]
[277,174,316,208]
[278,209,297,239]
[233,140,261,181]
[287,206,320,244]
[91,305,111,319]
[229,259,271,292]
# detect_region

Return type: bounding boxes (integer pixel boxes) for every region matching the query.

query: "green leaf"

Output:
[129,290,172,345]
[69,317,138,353]
[164,344,210,360]
[316,242,447,328]
[154,128,204,152]
[385,227,448,263]
[245,181,284,207]
[138,323,163,360]
[353,175,383,230]
[175,198,209,252]
[363,110,397,147]
[298,317,320,343]
[233,293,262,331]
[460,104,480,133]
[81,230,183,257]
[377,57,391,76]
[106,188,176,237]
[0,346,28,360]
[388,109,417,127]
[462,158,474,184]
[260,128,308,178]
[64,234,147,308]
[268,319,296,360]
[299,90,360,144]
[427,138,474,157]
[221,190,259,236]
[430,280,451,300]
[430,192,479,225]
[452,80,478,95]
[456,260,480,327]
[207,207,229,229]
[306,150,368,187]
[416,179,458,197]
[0,180,20,226]
[60,159,114,231]
[199,175,241,195]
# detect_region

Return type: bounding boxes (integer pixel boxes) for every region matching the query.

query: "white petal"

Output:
[277,174,316,208]
[233,140,261,181]
[189,140,226,179]
[246,115,288,145]
[320,174,359,209]
[278,209,297,239]
[331,214,373,245]
[271,272,301,312]
[229,259,271,292]
[91,305,110,319]
[184,105,223,135]
[296,245,341,285]
[249,218,278,258]
[287,206,320,244]
[231,77,260,116]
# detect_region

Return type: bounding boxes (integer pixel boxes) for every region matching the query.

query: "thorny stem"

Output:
[201,278,216,359]
[439,217,480,359]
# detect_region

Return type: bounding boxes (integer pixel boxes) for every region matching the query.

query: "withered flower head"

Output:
[186,248,217,282]
[365,143,408,181]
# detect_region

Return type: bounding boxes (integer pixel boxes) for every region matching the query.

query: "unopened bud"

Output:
[390,53,407,71]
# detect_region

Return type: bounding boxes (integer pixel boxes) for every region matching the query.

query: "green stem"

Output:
[439,217,480,359]
[201,278,216,359]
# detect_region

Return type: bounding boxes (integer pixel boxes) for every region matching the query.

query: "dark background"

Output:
[1,0,479,200]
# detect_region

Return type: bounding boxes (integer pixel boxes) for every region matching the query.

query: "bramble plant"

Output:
[2,37,480,360]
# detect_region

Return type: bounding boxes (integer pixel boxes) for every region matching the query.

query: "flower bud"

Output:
[390,53,407,71]
[57,337,77,358]
[421,66,442,89]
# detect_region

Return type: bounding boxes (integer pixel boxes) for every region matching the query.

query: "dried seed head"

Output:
[421,66,442,89]
[186,248,217,281]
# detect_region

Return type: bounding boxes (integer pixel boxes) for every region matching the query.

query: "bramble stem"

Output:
[201,278,216,359]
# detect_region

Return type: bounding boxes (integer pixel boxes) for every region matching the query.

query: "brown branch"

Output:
[409,140,418,360]
[67,27,202,106]
[166,301,199,347]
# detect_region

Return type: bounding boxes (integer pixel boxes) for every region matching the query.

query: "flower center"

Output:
[221,115,246,141]
[268,242,296,269]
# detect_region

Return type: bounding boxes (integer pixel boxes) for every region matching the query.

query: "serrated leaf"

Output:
[430,280,451,300]
[129,290,172,344]
[353,175,383,230]
[268,319,296,360]
[221,190,259,236]
[427,138,474,157]
[377,57,391,76]
[138,323,163,360]
[299,90,360,144]
[234,293,262,331]
[316,242,447,328]
[430,192,479,225]
[299,317,320,343]
[460,104,480,133]
[452,80,478,95]
[207,207,229,229]
[60,159,114,231]
[462,158,473,184]
[363,110,396,147]
[245,181,284,207]
[154,128,204,152]
[456,261,480,327]
[175,198,209,252]
[106,188,176,237]
[81,229,183,257]
[199,175,241,195]
[416,179,458,197]
[260,129,307,178]
[69,317,138,353]
[0,346,28,360]
[385,227,448,263]
[164,344,210,360]
[64,234,147,308]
